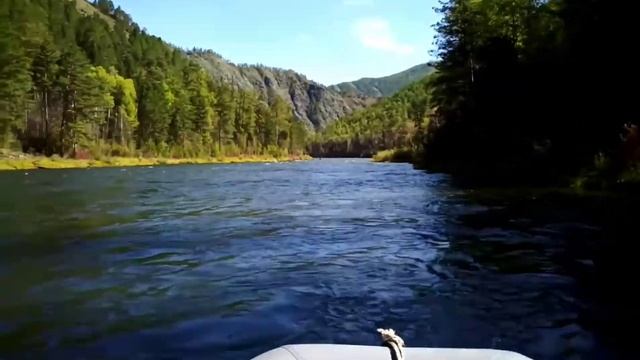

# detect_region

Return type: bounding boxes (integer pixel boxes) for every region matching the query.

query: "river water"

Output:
[0,159,635,359]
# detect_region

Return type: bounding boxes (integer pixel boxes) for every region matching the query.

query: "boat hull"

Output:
[252,344,533,360]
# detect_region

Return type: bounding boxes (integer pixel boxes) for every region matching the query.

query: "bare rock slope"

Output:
[190,51,374,130]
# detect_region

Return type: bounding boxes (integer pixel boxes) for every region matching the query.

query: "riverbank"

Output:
[370,147,640,192]
[0,151,312,171]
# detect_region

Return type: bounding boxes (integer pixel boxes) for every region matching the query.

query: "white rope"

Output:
[377,328,405,360]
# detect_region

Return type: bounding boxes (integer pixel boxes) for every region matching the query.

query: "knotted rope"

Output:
[377,328,405,360]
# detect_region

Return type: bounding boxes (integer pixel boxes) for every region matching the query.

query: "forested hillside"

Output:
[318,0,638,187]
[312,75,432,157]
[329,63,434,98]
[0,0,308,159]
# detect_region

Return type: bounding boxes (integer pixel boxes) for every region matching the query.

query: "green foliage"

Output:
[234,91,258,152]
[289,120,310,155]
[137,67,171,146]
[372,148,414,163]
[314,75,433,158]
[0,7,32,148]
[31,42,59,145]
[112,70,138,142]
[266,145,288,159]
[0,0,309,159]
[269,95,292,148]
[215,85,237,151]
[421,0,637,185]
[56,47,104,154]
[620,166,640,185]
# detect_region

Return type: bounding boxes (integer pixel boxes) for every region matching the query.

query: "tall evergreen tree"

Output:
[136,67,172,149]
[32,41,59,143]
[56,47,108,154]
[214,85,237,153]
[269,95,291,148]
[0,20,32,148]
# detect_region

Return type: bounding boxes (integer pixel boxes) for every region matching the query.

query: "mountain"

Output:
[1,0,317,158]
[329,63,435,98]
[313,74,434,157]
[189,50,375,130]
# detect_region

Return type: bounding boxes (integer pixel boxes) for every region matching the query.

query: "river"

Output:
[0,159,635,359]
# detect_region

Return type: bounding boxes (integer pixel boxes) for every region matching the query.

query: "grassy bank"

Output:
[372,148,414,163]
[0,151,311,171]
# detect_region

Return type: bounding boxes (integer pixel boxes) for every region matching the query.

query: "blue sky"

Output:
[111,0,441,85]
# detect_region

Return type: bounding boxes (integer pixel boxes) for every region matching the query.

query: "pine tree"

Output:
[32,41,59,143]
[269,95,291,148]
[136,67,172,150]
[76,15,118,68]
[0,20,32,148]
[56,48,103,155]
[184,64,215,148]
[289,119,308,155]
[168,86,193,148]
[214,85,236,153]
[254,101,271,151]
[236,91,257,152]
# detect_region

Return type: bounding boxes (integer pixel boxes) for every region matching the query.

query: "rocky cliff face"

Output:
[189,51,375,130]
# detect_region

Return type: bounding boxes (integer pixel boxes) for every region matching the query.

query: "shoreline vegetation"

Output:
[0,150,311,171]
[371,147,640,191]
[372,148,414,163]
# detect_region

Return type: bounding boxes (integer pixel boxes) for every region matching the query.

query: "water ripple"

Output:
[0,160,626,359]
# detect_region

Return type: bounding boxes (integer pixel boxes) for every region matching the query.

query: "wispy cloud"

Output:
[343,0,374,6]
[352,18,415,56]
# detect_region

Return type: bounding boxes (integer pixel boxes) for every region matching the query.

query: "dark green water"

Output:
[0,159,635,359]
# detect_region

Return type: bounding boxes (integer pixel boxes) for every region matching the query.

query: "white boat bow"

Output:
[252,344,533,360]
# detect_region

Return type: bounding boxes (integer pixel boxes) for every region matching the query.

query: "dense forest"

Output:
[318,0,638,186]
[0,0,308,160]
[425,0,637,185]
[312,76,432,158]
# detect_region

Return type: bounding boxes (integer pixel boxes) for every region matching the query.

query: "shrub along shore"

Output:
[372,148,414,163]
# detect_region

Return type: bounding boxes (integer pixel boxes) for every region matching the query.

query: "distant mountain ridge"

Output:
[189,50,376,130]
[190,50,431,129]
[330,63,435,98]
